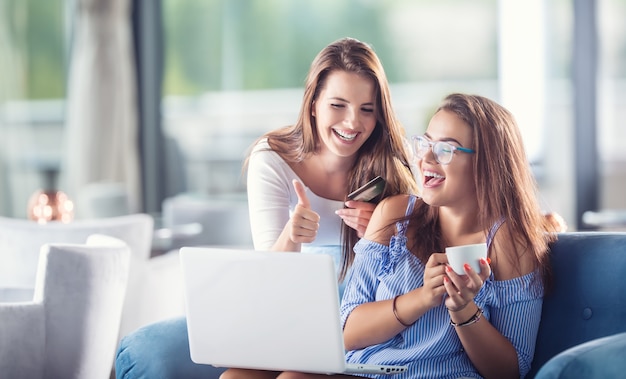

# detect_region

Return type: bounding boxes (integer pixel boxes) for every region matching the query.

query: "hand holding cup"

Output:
[445,243,488,275]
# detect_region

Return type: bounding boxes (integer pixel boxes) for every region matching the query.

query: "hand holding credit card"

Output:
[347,176,386,203]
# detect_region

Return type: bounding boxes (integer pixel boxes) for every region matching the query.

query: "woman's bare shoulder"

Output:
[364,194,414,244]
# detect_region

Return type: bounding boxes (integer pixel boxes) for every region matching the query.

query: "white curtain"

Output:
[62,0,140,217]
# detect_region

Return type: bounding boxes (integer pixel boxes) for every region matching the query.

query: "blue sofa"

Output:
[116,232,626,378]
[529,231,626,378]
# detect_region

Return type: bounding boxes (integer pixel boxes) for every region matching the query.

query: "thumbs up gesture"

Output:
[289,180,321,244]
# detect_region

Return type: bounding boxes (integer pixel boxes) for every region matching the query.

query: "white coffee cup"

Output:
[445,243,488,275]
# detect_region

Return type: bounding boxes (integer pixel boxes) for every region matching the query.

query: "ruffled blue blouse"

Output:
[340,196,543,378]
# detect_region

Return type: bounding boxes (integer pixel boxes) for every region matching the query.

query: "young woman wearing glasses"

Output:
[250,93,558,379]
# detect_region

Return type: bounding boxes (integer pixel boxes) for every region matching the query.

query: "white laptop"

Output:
[179,247,408,375]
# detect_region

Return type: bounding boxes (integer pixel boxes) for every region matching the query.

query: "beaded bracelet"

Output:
[392,295,413,327]
[450,307,483,327]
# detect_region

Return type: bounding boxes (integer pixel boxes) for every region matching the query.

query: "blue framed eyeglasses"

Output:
[411,135,475,165]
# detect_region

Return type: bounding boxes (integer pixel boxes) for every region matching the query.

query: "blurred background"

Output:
[1,0,624,231]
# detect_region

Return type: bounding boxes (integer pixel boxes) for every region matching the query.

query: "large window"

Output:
[160,0,500,196]
[0,0,67,217]
[1,0,624,229]
[163,0,498,95]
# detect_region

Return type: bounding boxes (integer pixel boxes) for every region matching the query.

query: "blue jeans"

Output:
[115,317,225,379]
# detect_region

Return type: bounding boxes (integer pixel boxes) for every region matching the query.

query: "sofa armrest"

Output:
[534,332,626,379]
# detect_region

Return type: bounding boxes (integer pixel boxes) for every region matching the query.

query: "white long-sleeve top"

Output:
[246,139,344,253]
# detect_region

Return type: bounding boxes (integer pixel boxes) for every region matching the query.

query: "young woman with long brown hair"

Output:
[116,37,417,379]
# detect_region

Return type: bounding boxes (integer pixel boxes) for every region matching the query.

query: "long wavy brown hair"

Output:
[245,37,417,280]
[406,93,556,283]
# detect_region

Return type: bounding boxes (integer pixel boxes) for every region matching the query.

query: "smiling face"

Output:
[312,70,377,161]
[419,109,476,208]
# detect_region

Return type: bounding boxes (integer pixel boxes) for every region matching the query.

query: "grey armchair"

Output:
[0,235,130,379]
[140,195,255,324]
[0,213,153,339]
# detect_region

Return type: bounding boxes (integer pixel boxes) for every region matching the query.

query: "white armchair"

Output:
[159,194,253,249]
[0,235,130,379]
[142,195,254,323]
[0,214,153,339]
